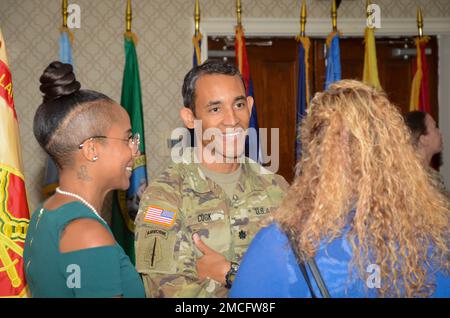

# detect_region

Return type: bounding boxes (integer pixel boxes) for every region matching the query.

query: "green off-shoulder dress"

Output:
[24,201,145,298]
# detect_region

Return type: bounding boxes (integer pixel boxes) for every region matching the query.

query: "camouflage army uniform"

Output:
[135,151,289,298]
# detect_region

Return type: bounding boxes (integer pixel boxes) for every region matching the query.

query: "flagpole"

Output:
[126,0,132,32]
[300,0,306,37]
[366,0,371,19]
[236,0,242,28]
[194,0,200,37]
[331,0,337,32]
[417,7,424,38]
[62,0,68,28]
[192,0,202,66]
[236,0,243,74]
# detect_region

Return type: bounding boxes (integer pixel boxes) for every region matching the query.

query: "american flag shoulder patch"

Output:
[143,205,176,227]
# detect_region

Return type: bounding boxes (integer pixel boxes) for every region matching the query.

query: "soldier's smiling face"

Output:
[187,74,254,160]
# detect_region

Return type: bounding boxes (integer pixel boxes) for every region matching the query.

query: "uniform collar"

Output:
[179,147,266,195]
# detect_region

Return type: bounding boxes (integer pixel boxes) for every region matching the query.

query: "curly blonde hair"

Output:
[275,80,449,297]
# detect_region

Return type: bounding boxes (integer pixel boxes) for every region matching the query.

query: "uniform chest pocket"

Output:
[233,206,278,248]
[185,209,231,256]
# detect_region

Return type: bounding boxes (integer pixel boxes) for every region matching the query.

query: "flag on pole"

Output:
[363,27,381,89]
[42,27,74,198]
[59,27,74,65]
[295,36,311,161]
[111,32,148,264]
[324,31,341,89]
[193,32,202,67]
[409,36,430,112]
[235,25,261,163]
[0,28,30,298]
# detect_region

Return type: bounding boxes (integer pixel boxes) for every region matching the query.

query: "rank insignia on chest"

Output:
[144,206,176,227]
[239,230,247,240]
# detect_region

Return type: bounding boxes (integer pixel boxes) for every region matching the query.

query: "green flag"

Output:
[111,34,148,264]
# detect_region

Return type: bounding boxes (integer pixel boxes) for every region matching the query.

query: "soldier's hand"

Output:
[193,233,231,286]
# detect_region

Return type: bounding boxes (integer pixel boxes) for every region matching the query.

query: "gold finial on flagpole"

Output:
[331,0,337,31]
[194,0,200,36]
[300,0,307,37]
[417,7,424,38]
[126,0,132,32]
[236,0,242,27]
[366,0,372,18]
[62,0,68,28]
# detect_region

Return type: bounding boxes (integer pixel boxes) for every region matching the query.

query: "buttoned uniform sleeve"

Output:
[134,166,227,298]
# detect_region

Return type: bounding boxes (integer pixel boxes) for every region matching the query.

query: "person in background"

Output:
[24,61,145,298]
[404,111,449,199]
[230,80,449,298]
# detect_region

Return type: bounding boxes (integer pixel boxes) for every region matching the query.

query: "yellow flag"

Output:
[363,27,381,90]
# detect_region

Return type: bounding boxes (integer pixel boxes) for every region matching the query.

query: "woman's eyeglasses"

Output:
[78,133,140,155]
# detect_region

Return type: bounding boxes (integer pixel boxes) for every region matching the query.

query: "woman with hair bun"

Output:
[230,80,449,298]
[24,61,145,298]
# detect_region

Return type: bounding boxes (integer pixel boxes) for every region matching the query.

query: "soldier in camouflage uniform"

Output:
[135,61,289,297]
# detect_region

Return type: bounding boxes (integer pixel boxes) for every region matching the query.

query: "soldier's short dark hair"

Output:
[182,60,246,113]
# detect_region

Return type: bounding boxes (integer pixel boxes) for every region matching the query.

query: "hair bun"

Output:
[39,61,81,102]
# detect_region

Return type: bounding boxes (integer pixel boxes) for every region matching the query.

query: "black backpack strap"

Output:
[298,259,317,298]
[285,228,331,298]
[307,258,331,298]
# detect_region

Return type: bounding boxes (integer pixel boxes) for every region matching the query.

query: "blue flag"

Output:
[59,30,73,65]
[325,32,341,89]
[295,38,309,161]
[246,78,261,162]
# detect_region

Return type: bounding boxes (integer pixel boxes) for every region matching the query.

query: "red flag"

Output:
[235,25,250,95]
[0,28,30,298]
[410,37,430,112]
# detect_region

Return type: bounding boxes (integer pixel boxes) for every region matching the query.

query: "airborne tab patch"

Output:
[143,206,176,227]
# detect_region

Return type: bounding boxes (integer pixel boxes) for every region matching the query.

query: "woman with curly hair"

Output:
[230,80,449,298]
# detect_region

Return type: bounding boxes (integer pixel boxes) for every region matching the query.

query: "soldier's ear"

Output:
[180,107,195,129]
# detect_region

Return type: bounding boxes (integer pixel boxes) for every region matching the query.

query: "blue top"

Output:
[230,222,449,298]
[24,201,145,298]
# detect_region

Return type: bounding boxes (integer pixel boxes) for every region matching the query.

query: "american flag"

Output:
[144,206,176,226]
